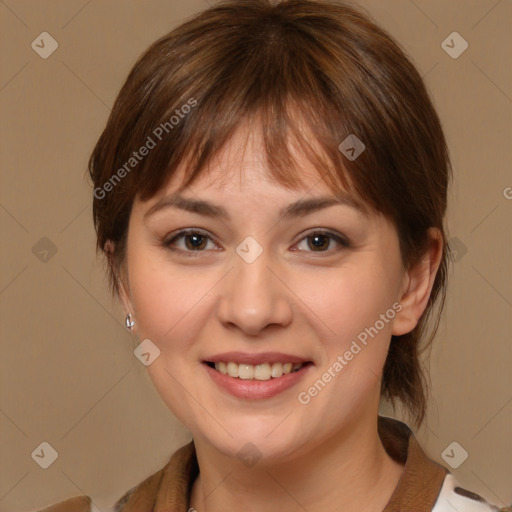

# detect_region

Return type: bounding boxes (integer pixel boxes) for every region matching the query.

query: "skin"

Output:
[115,121,443,512]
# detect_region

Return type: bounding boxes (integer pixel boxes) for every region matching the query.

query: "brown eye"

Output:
[182,232,208,250]
[307,233,331,251]
[164,229,217,255]
[294,230,350,254]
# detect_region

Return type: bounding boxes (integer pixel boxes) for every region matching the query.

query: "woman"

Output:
[38,0,508,511]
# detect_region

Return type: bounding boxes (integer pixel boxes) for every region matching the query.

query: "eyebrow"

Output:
[144,191,368,221]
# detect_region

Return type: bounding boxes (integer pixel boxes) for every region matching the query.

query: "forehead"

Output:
[160,120,339,199]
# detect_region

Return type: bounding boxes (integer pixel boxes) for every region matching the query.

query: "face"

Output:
[120,123,410,464]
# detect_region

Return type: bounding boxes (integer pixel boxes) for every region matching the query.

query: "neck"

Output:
[189,414,404,512]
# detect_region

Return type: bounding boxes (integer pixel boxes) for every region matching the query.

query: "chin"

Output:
[194,416,309,466]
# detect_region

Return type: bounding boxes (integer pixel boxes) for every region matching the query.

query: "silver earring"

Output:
[125,313,135,329]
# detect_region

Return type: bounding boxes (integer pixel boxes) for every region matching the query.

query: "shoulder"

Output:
[32,495,108,512]
[30,485,138,512]
[34,472,159,512]
[433,474,510,512]
[31,441,195,512]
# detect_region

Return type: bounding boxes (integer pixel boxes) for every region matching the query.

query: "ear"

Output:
[392,228,444,336]
[104,240,135,327]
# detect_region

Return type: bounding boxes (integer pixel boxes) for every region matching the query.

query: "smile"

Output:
[207,361,305,381]
[202,360,314,400]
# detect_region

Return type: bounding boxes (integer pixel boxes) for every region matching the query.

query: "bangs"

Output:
[149,99,373,217]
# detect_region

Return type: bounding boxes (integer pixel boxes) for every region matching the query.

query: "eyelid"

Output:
[164,227,212,241]
[292,229,350,252]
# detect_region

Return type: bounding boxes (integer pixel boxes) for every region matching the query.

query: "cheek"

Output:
[127,250,218,357]
[295,259,399,345]
[128,257,176,338]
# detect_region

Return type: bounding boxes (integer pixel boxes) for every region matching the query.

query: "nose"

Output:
[216,248,293,336]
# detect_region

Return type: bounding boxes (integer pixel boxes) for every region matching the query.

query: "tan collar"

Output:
[378,416,448,511]
[115,415,447,512]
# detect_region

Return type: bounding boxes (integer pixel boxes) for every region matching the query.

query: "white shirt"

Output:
[433,474,506,511]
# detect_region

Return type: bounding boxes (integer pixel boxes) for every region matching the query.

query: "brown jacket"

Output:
[37,416,509,512]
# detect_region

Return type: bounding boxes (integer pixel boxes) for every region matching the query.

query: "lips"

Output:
[201,351,314,399]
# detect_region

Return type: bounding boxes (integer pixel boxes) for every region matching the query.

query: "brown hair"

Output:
[89,0,452,427]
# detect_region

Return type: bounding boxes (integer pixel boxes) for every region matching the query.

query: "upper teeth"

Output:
[214,361,304,380]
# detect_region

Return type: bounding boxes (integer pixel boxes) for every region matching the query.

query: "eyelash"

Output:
[162,228,350,257]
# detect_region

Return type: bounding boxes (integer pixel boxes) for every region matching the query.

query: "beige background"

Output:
[0,0,510,510]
